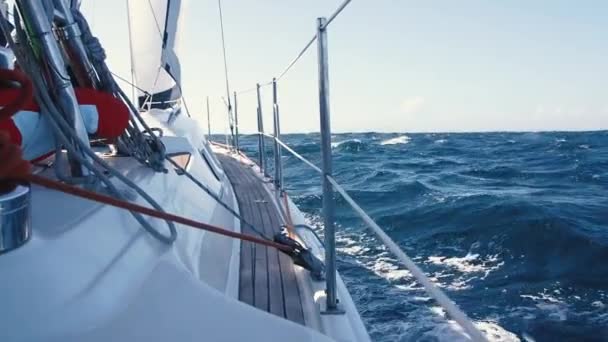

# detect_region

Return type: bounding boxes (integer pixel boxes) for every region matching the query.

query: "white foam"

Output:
[435,139,448,144]
[428,253,503,278]
[380,135,411,145]
[331,138,361,148]
[521,290,570,322]
[422,318,520,342]
[369,257,412,281]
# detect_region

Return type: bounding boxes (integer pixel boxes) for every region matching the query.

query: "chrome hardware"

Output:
[0,47,15,69]
[316,17,340,313]
[17,0,92,177]
[53,21,82,40]
[272,78,282,190]
[256,83,267,177]
[0,186,31,254]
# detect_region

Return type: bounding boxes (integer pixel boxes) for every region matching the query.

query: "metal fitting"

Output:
[0,185,31,254]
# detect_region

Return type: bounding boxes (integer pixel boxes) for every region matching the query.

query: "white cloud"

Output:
[400,96,426,114]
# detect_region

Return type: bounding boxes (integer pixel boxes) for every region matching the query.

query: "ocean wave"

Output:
[331,138,368,152]
[235,131,608,341]
[380,135,411,145]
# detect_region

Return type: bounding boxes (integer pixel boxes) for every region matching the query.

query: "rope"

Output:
[0,69,32,120]
[110,71,150,95]
[0,133,30,193]
[1,8,177,244]
[13,173,293,253]
[166,156,272,240]
[72,6,167,172]
[0,68,33,193]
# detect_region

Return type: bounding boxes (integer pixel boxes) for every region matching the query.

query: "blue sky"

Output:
[83,1,608,133]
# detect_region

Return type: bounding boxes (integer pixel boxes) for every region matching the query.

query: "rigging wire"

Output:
[139,0,191,117]
[146,0,164,41]
[260,128,489,341]
[110,71,149,95]
[277,0,352,81]
[217,0,235,146]
[232,0,355,90]
[125,0,138,104]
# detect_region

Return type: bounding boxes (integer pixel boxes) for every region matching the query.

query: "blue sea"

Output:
[237,131,608,342]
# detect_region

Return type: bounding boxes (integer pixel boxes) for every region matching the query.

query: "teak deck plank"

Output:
[217,154,305,325]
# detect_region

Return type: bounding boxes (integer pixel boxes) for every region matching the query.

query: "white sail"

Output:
[127,0,183,108]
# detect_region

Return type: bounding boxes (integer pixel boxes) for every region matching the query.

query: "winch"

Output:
[0,185,30,254]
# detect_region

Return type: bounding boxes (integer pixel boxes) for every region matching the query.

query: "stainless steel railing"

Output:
[213,0,487,339]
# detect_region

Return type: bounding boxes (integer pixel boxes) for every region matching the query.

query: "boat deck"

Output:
[217,154,305,325]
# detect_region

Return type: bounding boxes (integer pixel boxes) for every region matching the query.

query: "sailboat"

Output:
[0,1,488,341]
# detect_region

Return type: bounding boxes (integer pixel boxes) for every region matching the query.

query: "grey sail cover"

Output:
[127,0,182,108]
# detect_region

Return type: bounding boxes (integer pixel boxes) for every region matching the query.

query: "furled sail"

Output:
[127,0,182,109]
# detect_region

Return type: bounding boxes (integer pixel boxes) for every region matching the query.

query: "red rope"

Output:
[0,70,291,253]
[0,69,33,121]
[13,173,293,253]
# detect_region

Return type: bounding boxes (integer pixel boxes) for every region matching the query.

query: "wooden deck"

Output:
[217,154,305,325]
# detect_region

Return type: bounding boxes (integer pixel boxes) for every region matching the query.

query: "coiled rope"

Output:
[1,7,177,244]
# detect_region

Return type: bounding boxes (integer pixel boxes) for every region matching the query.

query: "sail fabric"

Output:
[127,0,183,109]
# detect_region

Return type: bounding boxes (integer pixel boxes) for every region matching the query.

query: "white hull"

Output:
[0,110,369,342]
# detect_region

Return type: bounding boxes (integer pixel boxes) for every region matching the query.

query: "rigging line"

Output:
[276,0,353,81]
[110,71,149,95]
[146,66,163,111]
[166,157,271,240]
[277,36,316,81]
[15,173,293,253]
[146,0,165,41]
[125,0,137,104]
[324,0,352,28]
[235,81,271,95]
[255,130,487,340]
[217,0,235,148]
[326,175,488,342]
[236,86,257,95]
[141,1,191,118]
[217,0,232,110]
